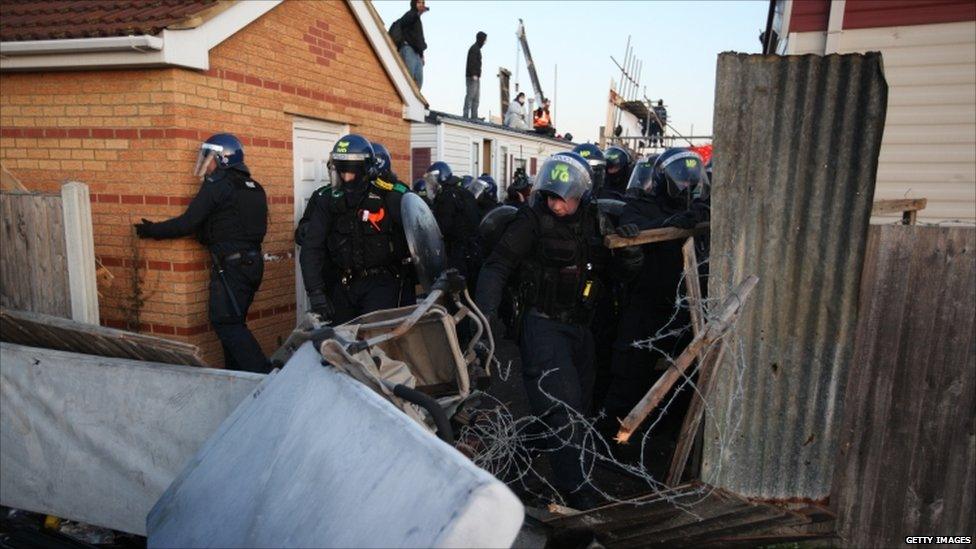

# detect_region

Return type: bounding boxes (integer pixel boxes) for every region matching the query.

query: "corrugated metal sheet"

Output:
[831,225,975,548]
[702,52,888,500]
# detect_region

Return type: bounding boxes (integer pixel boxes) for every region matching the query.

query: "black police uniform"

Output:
[139,167,269,373]
[602,194,708,419]
[432,178,482,284]
[476,197,614,507]
[600,162,632,199]
[299,176,414,324]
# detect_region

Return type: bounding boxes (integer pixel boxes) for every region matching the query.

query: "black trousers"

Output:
[329,272,416,325]
[519,312,596,501]
[209,246,268,373]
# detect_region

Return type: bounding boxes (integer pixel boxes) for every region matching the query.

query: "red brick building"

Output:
[0,0,427,365]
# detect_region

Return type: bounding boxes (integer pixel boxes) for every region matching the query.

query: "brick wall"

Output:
[0,0,412,366]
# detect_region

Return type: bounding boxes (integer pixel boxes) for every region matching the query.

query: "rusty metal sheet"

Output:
[831,225,975,548]
[702,52,888,500]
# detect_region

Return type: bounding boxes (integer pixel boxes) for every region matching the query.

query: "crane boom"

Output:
[516,19,545,106]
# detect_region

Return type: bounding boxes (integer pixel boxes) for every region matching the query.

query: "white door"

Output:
[293,118,347,321]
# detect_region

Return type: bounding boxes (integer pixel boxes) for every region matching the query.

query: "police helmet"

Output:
[412,178,428,197]
[329,134,376,183]
[533,151,593,201]
[604,146,632,174]
[463,175,487,199]
[652,148,706,200]
[572,143,606,168]
[371,142,393,174]
[510,168,531,192]
[193,133,245,176]
[625,155,658,196]
[478,174,498,201]
[423,161,453,199]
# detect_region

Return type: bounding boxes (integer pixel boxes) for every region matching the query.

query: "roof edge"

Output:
[345,0,428,121]
[425,110,577,147]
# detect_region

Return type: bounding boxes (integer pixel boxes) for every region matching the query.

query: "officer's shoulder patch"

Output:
[372,178,395,192]
[392,183,408,194]
[314,184,332,196]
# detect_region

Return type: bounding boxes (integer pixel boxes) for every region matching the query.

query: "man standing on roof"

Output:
[649,99,668,148]
[463,31,487,120]
[134,133,269,373]
[394,0,428,89]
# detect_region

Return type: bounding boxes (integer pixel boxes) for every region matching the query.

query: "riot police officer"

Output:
[476,151,641,509]
[603,145,633,197]
[504,168,532,207]
[603,148,710,421]
[424,161,481,285]
[572,143,607,196]
[134,133,269,373]
[299,135,414,324]
[465,173,500,219]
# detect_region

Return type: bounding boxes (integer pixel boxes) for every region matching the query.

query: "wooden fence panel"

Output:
[0,191,71,318]
[832,225,975,547]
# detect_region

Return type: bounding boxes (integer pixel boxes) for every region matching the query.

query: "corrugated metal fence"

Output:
[703,52,888,500]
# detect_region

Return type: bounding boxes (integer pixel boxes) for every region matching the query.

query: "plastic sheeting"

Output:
[147,342,524,548]
[0,342,264,535]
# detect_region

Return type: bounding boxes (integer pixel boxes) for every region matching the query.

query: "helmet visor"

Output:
[626,159,656,193]
[423,171,442,199]
[193,143,222,177]
[465,177,488,199]
[534,154,592,201]
[661,151,704,196]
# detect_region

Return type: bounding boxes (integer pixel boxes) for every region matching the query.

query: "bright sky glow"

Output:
[373,0,768,142]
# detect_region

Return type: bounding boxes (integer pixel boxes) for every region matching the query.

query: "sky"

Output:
[373,1,769,143]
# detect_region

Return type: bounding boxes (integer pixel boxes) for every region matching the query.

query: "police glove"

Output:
[308,289,335,324]
[134,218,155,239]
[616,223,640,238]
[666,212,698,230]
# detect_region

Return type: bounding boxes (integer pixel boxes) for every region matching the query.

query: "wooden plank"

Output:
[0,162,28,192]
[831,225,975,547]
[682,237,705,338]
[604,223,710,249]
[1,194,33,311]
[0,308,207,367]
[616,276,758,443]
[61,182,99,324]
[666,342,727,486]
[871,197,927,216]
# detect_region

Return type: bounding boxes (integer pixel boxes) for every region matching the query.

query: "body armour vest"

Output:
[200,169,268,245]
[520,200,606,322]
[324,181,407,271]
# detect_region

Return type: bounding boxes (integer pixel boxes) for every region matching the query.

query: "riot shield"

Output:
[401,192,445,292]
[478,205,518,255]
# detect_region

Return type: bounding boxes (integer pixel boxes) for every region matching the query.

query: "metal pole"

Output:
[553,64,557,126]
[762,0,776,54]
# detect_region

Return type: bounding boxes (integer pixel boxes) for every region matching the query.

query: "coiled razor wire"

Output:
[456,251,754,517]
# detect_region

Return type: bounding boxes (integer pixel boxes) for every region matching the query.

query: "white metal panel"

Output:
[0,342,264,535]
[292,118,346,320]
[790,21,976,222]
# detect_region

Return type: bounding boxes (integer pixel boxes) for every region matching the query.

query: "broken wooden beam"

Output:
[615,275,758,443]
[871,198,926,225]
[681,237,705,340]
[604,223,710,249]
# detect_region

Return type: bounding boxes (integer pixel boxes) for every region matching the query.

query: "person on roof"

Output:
[392,0,428,89]
[533,98,555,136]
[463,31,487,120]
[504,92,530,130]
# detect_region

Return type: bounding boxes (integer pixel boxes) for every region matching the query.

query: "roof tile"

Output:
[0,0,217,42]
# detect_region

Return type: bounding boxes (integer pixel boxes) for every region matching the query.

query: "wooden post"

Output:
[61,182,99,324]
[682,237,705,339]
[666,341,727,486]
[615,275,758,444]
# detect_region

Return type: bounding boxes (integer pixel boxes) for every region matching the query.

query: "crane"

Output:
[515,19,545,107]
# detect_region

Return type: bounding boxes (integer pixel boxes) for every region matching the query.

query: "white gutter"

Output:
[0,35,163,56]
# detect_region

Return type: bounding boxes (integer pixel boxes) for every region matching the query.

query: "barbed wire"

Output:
[457,249,756,515]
